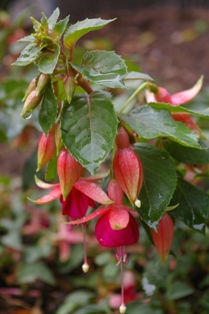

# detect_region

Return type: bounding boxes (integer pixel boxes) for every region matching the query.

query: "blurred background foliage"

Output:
[0,2,209,314]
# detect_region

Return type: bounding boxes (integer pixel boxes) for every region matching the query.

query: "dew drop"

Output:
[23,111,32,119]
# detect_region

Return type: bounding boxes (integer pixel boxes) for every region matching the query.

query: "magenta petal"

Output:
[74,179,113,204]
[170,76,203,106]
[29,186,61,204]
[61,187,91,218]
[95,212,139,247]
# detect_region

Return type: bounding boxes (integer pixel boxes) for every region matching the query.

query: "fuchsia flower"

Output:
[37,128,56,171]
[113,127,143,207]
[146,77,203,135]
[68,179,139,313]
[150,213,174,264]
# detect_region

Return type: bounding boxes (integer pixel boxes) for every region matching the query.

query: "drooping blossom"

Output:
[68,179,139,313]
[150,212,174,264]
[146,77,203,135]
[113,127,143,207]
[37,127,56,171]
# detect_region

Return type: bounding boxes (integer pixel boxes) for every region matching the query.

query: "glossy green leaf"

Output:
[64,18,116,49]
[134,143,177,229]
[169,176,209,233]
[13,42,42,66]
[18,34,35,42]
[71,50,127,88]
[61,91,118,174]
[163,140,209,164]
[119,105,200,148]
[37,43,60,74]
[149,101,209,118]
[54,16,70,38]
[38,82,58,134]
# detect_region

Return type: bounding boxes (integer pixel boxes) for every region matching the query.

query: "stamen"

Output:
[115,246,128,314]
[82,224,89,273]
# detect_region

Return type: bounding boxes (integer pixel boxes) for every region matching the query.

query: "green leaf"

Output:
[165,281,194,300]
[71,50,127,89]
[163,140,209,164]
[37,43,60,74]
[64,18,116,49]
[61,91,118,174]
[47,8,60,33]
[18,34,35,42]
[54,16,70,38]
[126,302,163,314]
[17,262,56,285]
[169,176,209,233]
[13,42,42,66]
[123,71,153,83]
[56,290,94,314]
[38,82,58,134]
[134,143,177,229]
[149,101,209,118]
[119,105,200,148]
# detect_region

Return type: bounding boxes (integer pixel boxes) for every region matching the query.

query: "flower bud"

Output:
[108,179,124,205]
[57,148,82,200]
[63,75,76,103]
[22,78,36,101]
[37,129,56,171]
[21,89,42,119]
[36,74,49,96]
[150,213,174,264]
[115,127,130,150]
[113,147,143,205]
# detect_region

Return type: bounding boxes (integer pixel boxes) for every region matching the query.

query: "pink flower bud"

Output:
[150,213,174,264]
[21,89,42,119]
[115,127,130,150]
[108,179,124,205]
[113,147,143,206]
[57,148,82,200]
[37,129,56,171]
[36,74,49,96]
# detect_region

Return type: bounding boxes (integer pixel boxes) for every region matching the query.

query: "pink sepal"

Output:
[109,207,129,230]
[35,176,60,189]
[68,206,111,225]
[74,179,114,205]
[29,185,62,204]
[170,76,203,106]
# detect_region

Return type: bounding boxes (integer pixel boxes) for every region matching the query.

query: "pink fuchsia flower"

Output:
[146,76,203,106]
[68,179,139,314]
[113,127,143,208]
[146,77,203,135]
[30,175,113,220]
[150,212,174,264]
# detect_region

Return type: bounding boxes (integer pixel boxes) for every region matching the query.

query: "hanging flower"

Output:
[67,179,139,313]
[113,127,143,207]
[146,77,203,135]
